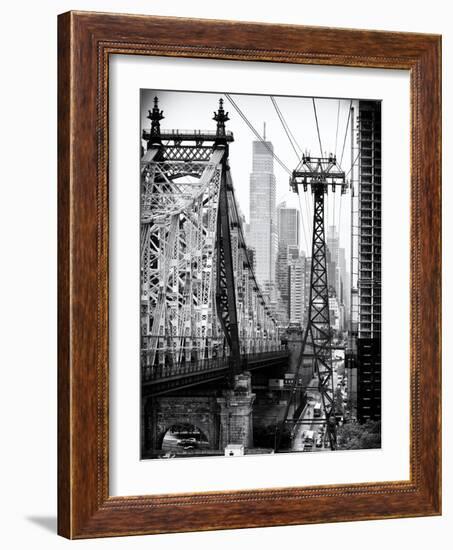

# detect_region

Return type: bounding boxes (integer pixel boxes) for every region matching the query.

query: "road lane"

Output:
[291,358,344,452]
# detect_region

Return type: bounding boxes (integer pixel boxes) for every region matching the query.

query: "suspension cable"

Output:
[296,191,310,257]
[325,190,330,235]
[312,98,323,156]
[339,100,353,167]
[270,96,300,160]
[269,95,312,253]
[334,99,340,158]
[270,96,303,156]
[337,193,343,236]
[345,152,360,179]
[336,152,359,236]
[332,191,336,235]
[224,94,292,176]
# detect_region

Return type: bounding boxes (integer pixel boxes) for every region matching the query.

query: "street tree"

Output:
[337,420,381,450]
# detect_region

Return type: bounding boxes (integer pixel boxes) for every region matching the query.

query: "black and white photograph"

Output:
[140,89,382,459]
[1,0,447,546]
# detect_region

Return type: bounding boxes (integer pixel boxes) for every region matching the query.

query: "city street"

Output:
[291,357,343,452]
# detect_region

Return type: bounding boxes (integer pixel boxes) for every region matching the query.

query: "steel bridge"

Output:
[140,97,288,397]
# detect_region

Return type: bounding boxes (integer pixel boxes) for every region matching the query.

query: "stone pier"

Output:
[217,371,255,449]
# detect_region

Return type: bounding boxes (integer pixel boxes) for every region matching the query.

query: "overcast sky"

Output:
[141,89,356,264]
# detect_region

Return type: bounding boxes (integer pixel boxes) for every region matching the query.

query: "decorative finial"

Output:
[146,96,164,148]
[213,97,230,144]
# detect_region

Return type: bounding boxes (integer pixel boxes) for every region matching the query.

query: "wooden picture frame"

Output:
[58,10,441,539]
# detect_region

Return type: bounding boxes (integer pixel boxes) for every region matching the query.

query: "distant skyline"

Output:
[140,89,354,263]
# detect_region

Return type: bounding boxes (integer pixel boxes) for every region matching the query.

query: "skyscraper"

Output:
[348,100,382,424]
[327,225,340,293]
[338,247,349,325]
[249,139,278,288]
[303,256,312,326]
[327,225,339,260]
[326,225,349,331]
[288,252,306,327]
[329,292,341,331]
[276,246,290,323]
[275,202,300,325]
[277,202,300,248]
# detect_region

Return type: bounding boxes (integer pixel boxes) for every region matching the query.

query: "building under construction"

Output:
[347,100,382,423]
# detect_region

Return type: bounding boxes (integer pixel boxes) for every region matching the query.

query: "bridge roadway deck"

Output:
[142,350,289,396]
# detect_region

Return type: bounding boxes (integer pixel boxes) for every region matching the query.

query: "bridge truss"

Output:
[140,98,279,383]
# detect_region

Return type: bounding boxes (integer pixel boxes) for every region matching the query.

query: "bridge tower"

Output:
[281,155,347,450]
[213,99,242,381]
[140,97,247,384]
[141,98,228,378]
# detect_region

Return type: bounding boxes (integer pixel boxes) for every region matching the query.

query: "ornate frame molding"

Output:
[58,11,441,538]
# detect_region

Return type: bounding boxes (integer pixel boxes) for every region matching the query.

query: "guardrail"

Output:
[143,350,288,382]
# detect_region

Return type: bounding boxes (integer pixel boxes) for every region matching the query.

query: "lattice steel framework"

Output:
[140,97,279,382]
[281,155,347,450]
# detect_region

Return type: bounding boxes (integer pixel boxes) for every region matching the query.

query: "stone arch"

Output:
[143,395,220,453]
[159,422,210,451]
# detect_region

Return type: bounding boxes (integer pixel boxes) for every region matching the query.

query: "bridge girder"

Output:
[140,103,280,384]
